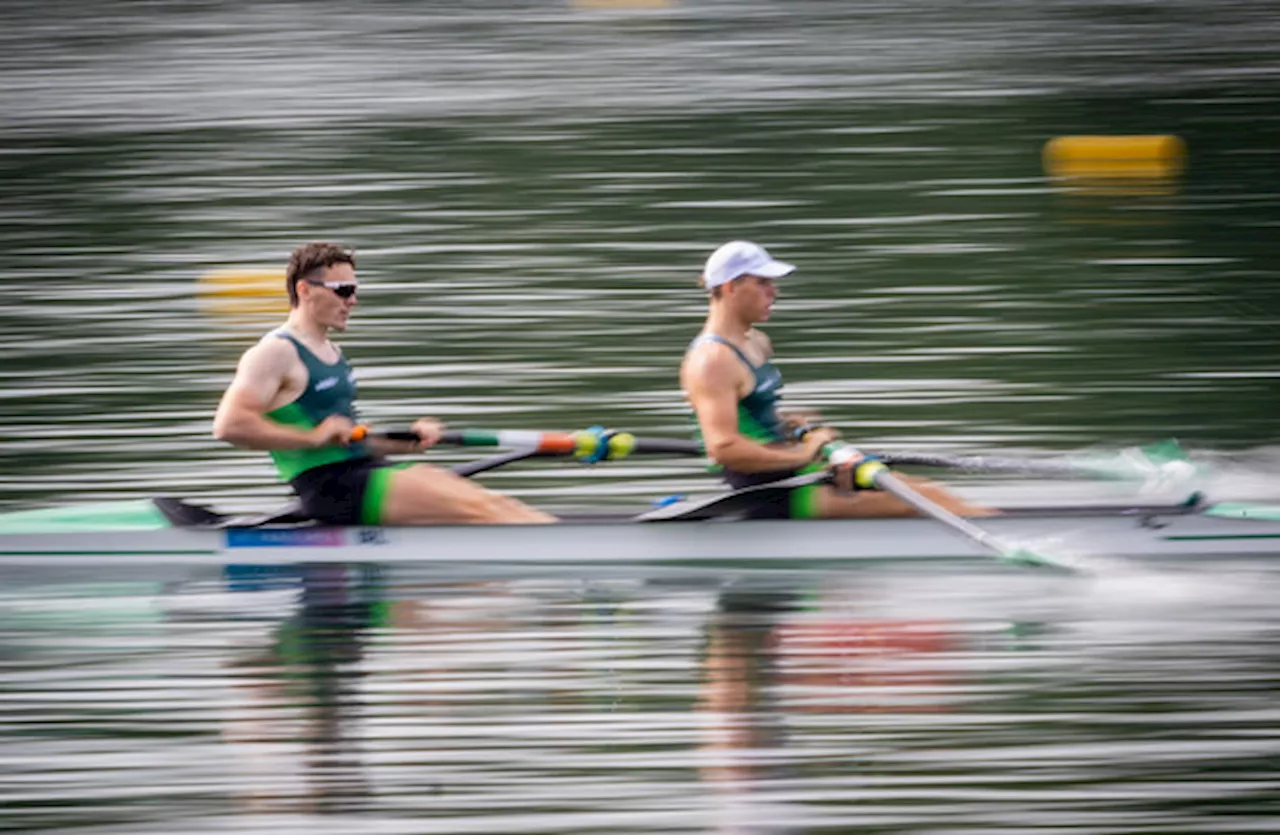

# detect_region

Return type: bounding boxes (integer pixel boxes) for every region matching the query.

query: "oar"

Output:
[824,446,1062,568]
[352,426,703,476]
[354,426,702,456]
[453,449,544,478]
[356,426,1197,485]
[353,427,565,475]
[640,444,1063,568]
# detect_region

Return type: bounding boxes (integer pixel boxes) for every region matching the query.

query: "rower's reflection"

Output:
[698,586,970,832]
[290,563,381,810]
[219,570,989,823]
[224,562,383,814]
[699,590,800,834]
[773,610,960,715]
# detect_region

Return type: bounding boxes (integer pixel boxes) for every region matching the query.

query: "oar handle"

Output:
[351,426,421,444]
[821,443,892,489]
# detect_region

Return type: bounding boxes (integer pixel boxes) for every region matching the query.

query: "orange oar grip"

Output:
[537,434,580,454]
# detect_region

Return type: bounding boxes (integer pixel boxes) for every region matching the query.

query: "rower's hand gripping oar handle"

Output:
[820,442,889,492]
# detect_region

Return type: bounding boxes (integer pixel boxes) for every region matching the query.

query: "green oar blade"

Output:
[1073,438,1201,482]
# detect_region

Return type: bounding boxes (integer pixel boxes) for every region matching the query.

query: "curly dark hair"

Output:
[286,242,356,307]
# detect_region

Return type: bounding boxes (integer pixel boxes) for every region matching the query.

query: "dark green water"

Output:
[2,1,1280,831]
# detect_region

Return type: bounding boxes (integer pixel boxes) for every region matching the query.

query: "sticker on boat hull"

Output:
[225,528,349,548]
[356,528,387,545]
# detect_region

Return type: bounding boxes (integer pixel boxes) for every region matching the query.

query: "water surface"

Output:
[2,2,1280,832]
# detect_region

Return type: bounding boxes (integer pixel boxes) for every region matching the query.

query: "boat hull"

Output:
[2,507,1280,572]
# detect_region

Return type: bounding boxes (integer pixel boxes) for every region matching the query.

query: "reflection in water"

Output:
[3,562,1280,832]
[700,591,801,835]
[223,563,381,814]
[775,614,960,715]
[697,589,977,833]
[280,564,378,812]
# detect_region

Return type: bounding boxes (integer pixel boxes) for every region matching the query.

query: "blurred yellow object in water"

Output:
[1043,135,1187,180]
[197,268,288,316]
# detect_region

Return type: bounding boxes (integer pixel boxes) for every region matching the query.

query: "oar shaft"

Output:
[628,438,703,456]
[452,450,541,478]
[441,430,701,457]
[354,426,702,458]
[822,442,1048,565]
[439,430,578,453]
[354,426,580,452]
[870,470,1014,555]
[374,430,423,443]
[875,441,1195,483]
[875,451,1080,477]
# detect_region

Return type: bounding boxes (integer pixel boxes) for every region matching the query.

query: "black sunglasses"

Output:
[305,279,358,299]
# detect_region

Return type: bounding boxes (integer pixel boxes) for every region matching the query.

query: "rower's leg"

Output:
[374,463,556,525]
[814,475,994,519]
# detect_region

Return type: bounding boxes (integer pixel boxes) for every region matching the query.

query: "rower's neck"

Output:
[284,310,330,346]
[703,302,753,342]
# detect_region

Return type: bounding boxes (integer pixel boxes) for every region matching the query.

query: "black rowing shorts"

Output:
[723,466,821,520]
[290,457,408,525]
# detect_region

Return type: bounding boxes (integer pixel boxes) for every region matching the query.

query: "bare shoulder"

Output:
[681,338,745,392]
[231,332,302,384]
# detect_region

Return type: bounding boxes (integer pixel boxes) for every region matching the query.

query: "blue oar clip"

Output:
[578,425,613,464]
[652,494,686,508]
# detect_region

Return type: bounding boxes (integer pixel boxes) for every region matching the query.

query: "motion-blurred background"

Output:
[3,0,1278,510]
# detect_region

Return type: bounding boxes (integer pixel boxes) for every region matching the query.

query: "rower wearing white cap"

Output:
[680,240,987,520]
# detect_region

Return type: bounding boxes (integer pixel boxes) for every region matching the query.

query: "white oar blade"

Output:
[871,471,1068,570]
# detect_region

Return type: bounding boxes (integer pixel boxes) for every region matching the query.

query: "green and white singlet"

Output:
[687,334,821,519]
[264,330,369,480]
[688,334,786,442]
[265,330,406,525]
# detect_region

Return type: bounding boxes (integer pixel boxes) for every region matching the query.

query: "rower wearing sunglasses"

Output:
[213,241,554,525]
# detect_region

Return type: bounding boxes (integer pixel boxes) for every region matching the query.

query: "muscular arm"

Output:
[213,339,341,450]
[682,344,823,473]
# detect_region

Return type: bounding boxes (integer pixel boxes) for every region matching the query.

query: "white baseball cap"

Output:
[702,240,795,290]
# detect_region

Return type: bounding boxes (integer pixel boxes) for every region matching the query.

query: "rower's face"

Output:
[734,274,777,321]
[302,263,358,331]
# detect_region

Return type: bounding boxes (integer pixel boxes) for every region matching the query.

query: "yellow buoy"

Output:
[197,268,288,316]
[1043,135,1187,180]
